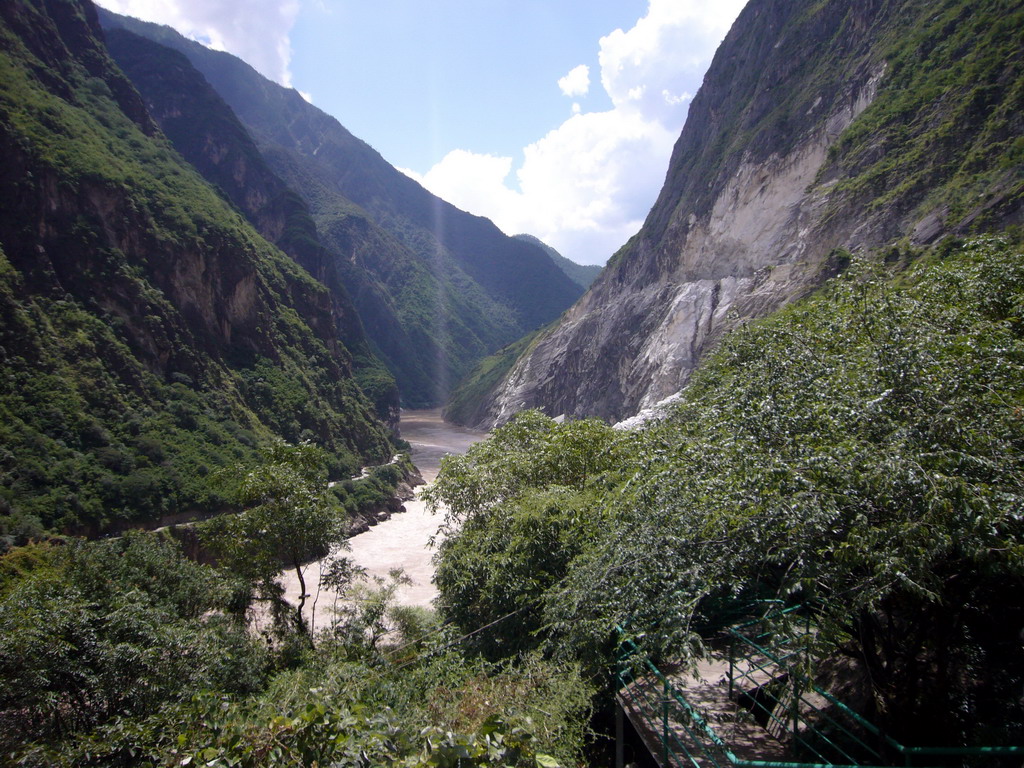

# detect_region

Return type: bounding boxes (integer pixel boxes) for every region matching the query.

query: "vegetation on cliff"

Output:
[101,27,400,424]
[823,0,1024,230]
[98,8,584,408]
[428,236,1024,746]
[443,328,547,428]
[648,0,1024,255]
[0,0,394,542]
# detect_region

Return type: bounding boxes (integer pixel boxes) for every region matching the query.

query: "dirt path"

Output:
[280,409,487,631]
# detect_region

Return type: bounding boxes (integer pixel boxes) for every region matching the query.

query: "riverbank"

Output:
[280,408,487,630]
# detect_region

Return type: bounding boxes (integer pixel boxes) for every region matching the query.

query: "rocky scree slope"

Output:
[468,0,1024,428]
[0,0,393,541]
[98,9,584,408]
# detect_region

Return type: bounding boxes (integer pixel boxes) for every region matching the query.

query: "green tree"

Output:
[0,532,265,753]
[426,412,625,657]
[204,441,349,640]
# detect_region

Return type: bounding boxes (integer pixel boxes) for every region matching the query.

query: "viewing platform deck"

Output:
[614,609,1024,768]
[618,654,792,767]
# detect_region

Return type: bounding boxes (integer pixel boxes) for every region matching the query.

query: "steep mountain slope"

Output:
[101,27,399,423]
[471,0,1024,427]
[0,0,392,541]
[513,234,603,289]
[97,10,584,407]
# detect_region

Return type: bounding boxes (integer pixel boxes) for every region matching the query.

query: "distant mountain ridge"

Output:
[467,0,1024,427]
[102,27,400,424]
[98,9,583,407]
[513,234,603,289]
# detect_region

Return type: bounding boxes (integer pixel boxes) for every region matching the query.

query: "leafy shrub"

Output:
[0,533,266,753]
[432,237,1024,744]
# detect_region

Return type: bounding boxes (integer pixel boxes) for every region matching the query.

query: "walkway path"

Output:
[619,655,792,767]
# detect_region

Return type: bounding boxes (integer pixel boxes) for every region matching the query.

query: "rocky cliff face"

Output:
[472,0,1024,427]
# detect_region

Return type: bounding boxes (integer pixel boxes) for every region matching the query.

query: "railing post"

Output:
[616,700,625,768]
[663,677,671,766]
[728,634,735,700]
[795,616,803,757]
[791,673,800,758]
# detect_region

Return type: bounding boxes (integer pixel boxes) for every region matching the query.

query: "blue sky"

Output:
[96,0,747,264]
[291,1,649,174]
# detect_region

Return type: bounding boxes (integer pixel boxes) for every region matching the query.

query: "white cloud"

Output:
[403,151,525,227]
[662,89,693,107]
[557,64,591,98]
[96,0,301,86]
[412,0,748,265]
[405,111,677,266]
[599,0,746,127]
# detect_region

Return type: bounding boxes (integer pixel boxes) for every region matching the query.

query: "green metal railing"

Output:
[615,613,1024,768]
[725,610,886,765]
[617,634,735,768]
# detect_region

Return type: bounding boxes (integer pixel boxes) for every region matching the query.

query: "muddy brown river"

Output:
[280,408,487,631]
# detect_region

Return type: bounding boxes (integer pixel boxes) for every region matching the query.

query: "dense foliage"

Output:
[0,533,267,757]
[0,528,593,767]
[0,0,394,542]
[425,412,627,660]
[428,237,1024,746]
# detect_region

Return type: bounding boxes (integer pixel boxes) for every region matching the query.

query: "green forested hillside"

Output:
[97,8,584,407]
[513,235,602,290]
[427,236,1024,746]
[0,0,392,541]
[101,28,401,423]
